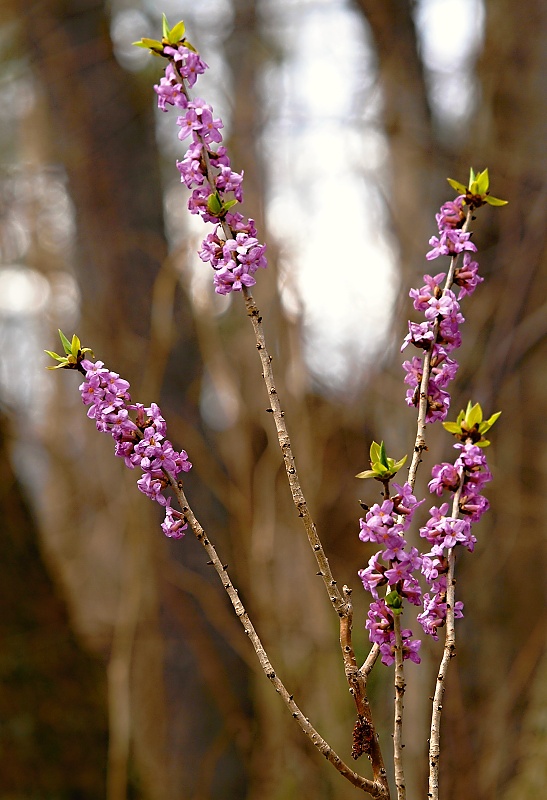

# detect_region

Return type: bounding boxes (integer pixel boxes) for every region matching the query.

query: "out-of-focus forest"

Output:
[0,0,545,798]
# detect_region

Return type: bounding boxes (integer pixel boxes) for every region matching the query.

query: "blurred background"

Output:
[0,0,545,798]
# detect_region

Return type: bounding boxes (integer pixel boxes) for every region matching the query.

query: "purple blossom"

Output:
[365,601,421,665]
[379,628,422,667]
[161,499,188,539]
[384,559,415,586]
[391,482,424,522]
[365,599,393,646]
[459,492,490,522]
[418,593,464,640]
[426,229,477,261]
[215,165,244,201]
[156,44,269,295]
[225,212,258,236]
[437,312,464,352]
[163,45,207,88]
[454,252,483,298]
[424,383,451,423]
[154,63,189,111]
[176,143,205,188]
[401,321,435,352]
[137,472,167,506]
[213,264,257,295]
[365,500,396,533]
[435,196,465,229]
[383,193,493,647]
[409,272,446,312]
[358,553,387,599]
[455,442,489,471]
[378,532,408,562]
[417,592,446,639]
[431,355,458,388]
[78,358,192,535]
[419,505,475,555]
[424,290,460,321]
[402,356,422,390]
[421,554,445,584]
[400,576,423,606]
[429,462,461,495]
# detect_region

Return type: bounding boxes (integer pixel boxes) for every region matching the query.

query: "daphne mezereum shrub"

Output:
[45,16,508,800]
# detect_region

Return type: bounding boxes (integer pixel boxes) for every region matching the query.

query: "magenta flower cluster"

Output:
[79,359,191,539]
[417,442,492,638]
[359,442,493,651]
[154,45,267,295]
[402,195,483,423]
[358,483,424,665]
[359,193,495,657]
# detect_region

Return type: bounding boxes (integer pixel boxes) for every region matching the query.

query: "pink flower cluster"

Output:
[358,483,423,665]
[417,442,492,639]
[154,45,267,295]
[79,359,191,539]
[359,442,493,649]
[359,193,495,656]
[402,195,483,423]
[365,599,422,667]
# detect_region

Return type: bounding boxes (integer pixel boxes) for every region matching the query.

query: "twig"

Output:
[242,286,348,616]
[428,472,465,799]
[340,587,390,795]
[392,614,406,800]
[361,644,381,679]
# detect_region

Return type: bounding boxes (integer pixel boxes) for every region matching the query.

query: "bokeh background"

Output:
[0,0,545,798]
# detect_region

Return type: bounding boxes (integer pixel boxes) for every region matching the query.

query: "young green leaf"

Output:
[447,178,467,194]
[207,192,223,217]
[475,168,490,195]
[132,37,164,53]
[485,195,508,206]
[356,441,407,480]
[59,329,73,355]
[442,402,501,446]
[169,20,186,44]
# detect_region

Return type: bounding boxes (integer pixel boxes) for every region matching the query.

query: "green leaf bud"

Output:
[442,401,501,447]
[355,441,407,480]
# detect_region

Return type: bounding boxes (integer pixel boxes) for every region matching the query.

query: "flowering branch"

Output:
[134,18,392,789]
[143,20,348,618]
[356,168,505,796]
[45,333,389,797]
